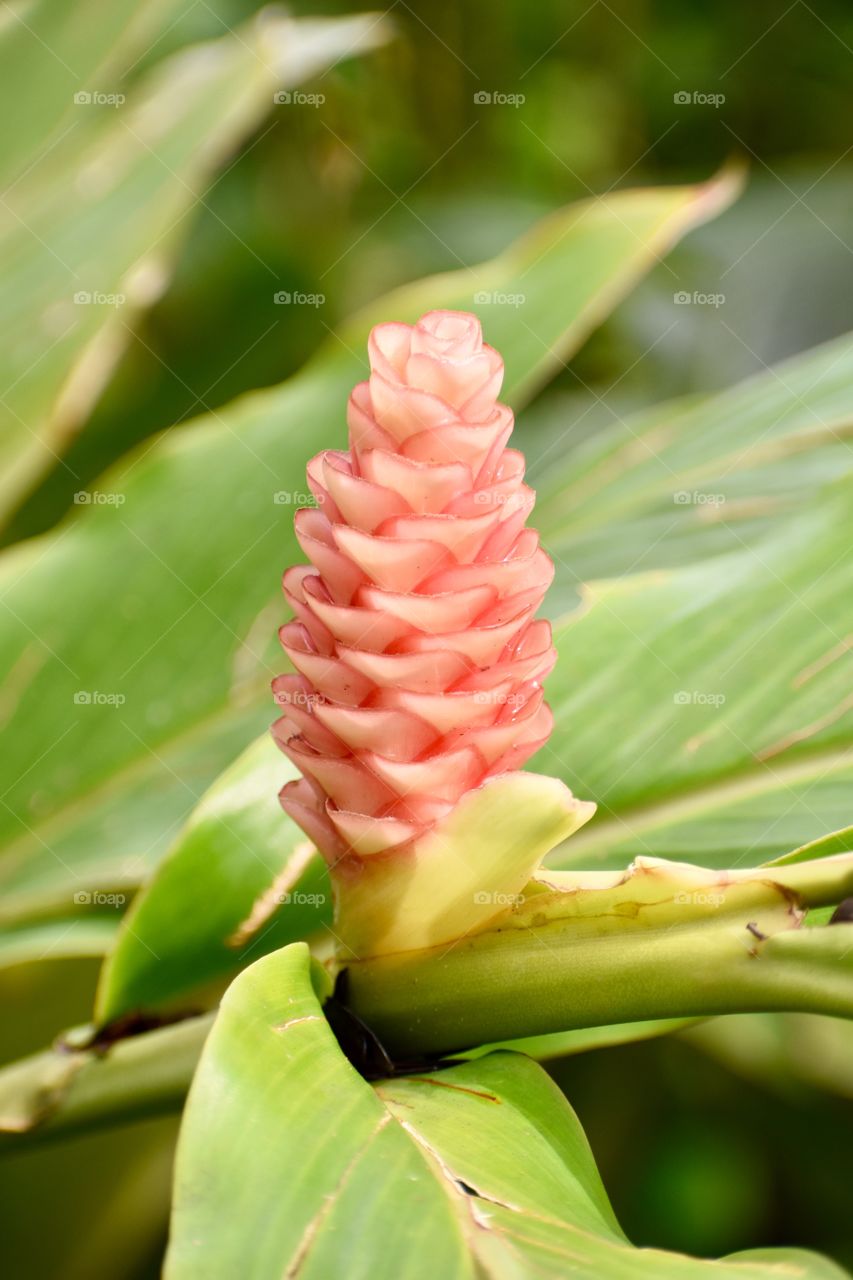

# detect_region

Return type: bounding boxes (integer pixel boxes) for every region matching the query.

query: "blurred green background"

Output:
[8,0,853,542]
[2,0,852,1276]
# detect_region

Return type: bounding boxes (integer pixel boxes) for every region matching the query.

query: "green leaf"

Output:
[379,1058,841,1278]
[545,478,853,871]
[96,736,330,1022]
[463,1017,700,1062]
[0,9,390,526]
[765,824,853,867]
[0,916,120,970]
[684,1011,853,1101]
[0,691,266,916]
[166,943,472,1280]
[533,329,853,599]
[0,176,733,931]
[0,0,196,185]
[166,942,845,1279]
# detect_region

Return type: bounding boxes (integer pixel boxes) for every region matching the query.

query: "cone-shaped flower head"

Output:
[274,310,557,868]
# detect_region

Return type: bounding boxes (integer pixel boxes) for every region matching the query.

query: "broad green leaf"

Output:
[0,0,201,186]
[0,916,120,970]
[377,1057,846,1278]
[166,942,845,1279]
[532,330,853,600]
[545,479,853,871]
[0,176,733,930]
[0,10,390,526]
[684,1011,853,1101]
[166,943,472,1280]
[766,824,853,867]
[0,695,265,907]
[96,736,330,1022]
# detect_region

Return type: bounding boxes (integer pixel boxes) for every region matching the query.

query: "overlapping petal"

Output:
[274,310,556,865]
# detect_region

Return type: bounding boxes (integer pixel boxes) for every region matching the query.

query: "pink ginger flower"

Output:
[273,310,556,866]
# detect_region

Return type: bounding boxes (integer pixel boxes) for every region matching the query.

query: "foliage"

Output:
[1,4,852,1279]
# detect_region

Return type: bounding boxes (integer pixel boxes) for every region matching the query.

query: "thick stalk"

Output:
[344,855,853,1058]
[3,857,851,1140]
[345,921,853,1058]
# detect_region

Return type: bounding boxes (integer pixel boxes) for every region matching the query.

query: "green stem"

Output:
[0,1014,212,1148]
[3,857,851,1141]
[345,923,853,1059]
[345,854,853,1058]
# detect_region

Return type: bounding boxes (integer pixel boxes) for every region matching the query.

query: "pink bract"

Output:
[273,310,556,865]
